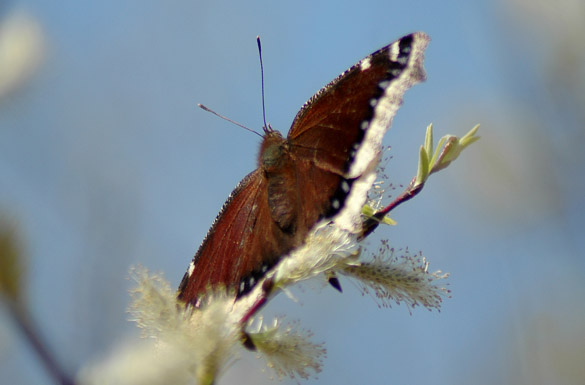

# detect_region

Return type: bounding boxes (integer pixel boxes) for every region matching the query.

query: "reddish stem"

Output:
[240,295,267,325]
[239,278,274,325]
[361,177,425,239]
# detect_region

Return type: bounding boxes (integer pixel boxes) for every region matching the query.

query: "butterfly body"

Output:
[178,33,429,306]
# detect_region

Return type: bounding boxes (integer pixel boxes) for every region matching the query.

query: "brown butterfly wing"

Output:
[177,169,296,304]
[287,33,427,226]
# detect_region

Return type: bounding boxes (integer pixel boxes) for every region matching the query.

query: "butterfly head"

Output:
[262,123,275,134]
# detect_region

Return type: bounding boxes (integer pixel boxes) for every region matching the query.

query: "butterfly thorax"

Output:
[256,130,299,235]
[258,129,287,171]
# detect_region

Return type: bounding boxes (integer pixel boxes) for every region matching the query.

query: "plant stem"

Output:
[7,299,76,385]
[361,177,425,239]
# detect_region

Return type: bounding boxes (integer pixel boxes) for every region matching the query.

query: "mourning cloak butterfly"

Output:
[178,32,429,306]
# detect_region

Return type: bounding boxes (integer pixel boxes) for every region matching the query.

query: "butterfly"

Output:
[178,32,429,306]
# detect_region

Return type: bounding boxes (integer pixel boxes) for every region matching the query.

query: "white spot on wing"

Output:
[389,42,400,62]
[341,180,350,192]
[187,261,195,277]
[360,57,371,71]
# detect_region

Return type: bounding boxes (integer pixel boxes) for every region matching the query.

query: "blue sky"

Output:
[1,1,584,384]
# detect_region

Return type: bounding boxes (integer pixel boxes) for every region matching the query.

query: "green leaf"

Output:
[416,145,430,185]
[424,123,434,158]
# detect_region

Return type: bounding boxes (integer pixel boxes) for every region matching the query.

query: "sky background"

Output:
[1,0,584,384]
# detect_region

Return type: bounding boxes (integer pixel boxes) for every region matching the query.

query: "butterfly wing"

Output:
[287,32,430,226]
[177,169,296,304]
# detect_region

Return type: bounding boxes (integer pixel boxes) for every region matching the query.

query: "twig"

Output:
[7,299,76,385]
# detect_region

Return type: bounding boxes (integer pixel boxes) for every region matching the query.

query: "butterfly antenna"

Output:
[198,104,263,138]
[257,36,269,133]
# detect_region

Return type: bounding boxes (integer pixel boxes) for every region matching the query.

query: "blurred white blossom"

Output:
[79,267,241,385]
[0,9,44,99]
[342,243,450,312]
[248,318,326,381]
